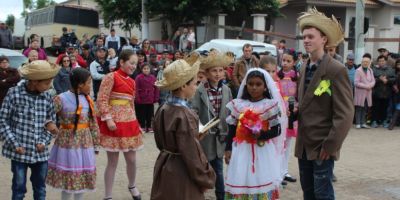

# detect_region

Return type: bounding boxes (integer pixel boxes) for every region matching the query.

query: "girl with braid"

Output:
[46,67,100,200]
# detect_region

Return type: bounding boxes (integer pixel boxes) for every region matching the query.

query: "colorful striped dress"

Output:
[46,91,99,193]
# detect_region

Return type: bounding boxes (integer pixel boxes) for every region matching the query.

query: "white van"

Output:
[196,39,277,59]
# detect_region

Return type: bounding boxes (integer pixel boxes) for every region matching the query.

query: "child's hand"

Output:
[15,147,25,154]
[224,151,232,164]
[106,119,117,131]
[46,122,59,135]
[36,144,45,152]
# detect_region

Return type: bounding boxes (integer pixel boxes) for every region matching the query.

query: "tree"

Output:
[147,0,235,38]
[5,14,15,31]
[21,0,56,17]
[95,0,142,34]
[36,0,56,9]
[146,0,280,40]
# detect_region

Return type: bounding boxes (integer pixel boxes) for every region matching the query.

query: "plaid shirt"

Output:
[304,55,325,92]
[0,82,56,163]
[204,81,223,115]
[166,95,191,108]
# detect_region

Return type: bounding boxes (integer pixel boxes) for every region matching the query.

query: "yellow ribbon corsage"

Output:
[314,80,331,96]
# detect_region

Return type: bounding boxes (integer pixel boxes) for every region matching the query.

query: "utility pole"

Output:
[355,0,365,65]
[141,0,149,40]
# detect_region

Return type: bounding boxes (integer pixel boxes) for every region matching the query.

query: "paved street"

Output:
[0,127,399,200]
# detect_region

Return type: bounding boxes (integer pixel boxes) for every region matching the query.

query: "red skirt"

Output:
[98,118,141,137]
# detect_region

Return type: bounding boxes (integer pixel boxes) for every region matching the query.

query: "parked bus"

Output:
[24,5,99,54]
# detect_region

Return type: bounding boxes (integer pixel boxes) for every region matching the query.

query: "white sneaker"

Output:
[356,125,361,129]
[361,124,370,129]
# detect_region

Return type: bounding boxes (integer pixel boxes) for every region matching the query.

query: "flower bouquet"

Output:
[238,110,269,140]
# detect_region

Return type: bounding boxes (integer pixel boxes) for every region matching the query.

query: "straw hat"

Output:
[298,7,344,48]
[19,60,60,80]
[200,52,234,70]
[155,52,200,91]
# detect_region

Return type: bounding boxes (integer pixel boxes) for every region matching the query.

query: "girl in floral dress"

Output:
[277,49,299,183]
[46,67,99,200]
[224,68,287,200]
[96,49,143,200]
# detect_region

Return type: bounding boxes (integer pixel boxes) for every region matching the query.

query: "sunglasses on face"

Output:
[63,60,70,62]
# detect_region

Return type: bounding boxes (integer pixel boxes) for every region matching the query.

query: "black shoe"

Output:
[284,174,297,183]
[128,186,141,200]
[281,180,288,186]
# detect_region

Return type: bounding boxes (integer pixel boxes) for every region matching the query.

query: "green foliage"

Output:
[95,0,142,32]
[5,15,15,31]
[21,0,56,17]
[146,0,236,31]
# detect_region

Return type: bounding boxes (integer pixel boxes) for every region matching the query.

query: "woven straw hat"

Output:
[155,52,200,91]
[19,60,60,80]
[200,52,234,70]
[298,7,344,48]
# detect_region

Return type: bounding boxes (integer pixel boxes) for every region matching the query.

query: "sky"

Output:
[0,0,64,22]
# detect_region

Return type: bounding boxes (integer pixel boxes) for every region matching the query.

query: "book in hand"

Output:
[198,117,220,140]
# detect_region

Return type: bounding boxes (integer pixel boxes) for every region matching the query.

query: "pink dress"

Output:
[278,70,298,137]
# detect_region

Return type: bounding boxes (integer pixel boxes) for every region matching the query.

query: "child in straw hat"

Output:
[191,52,233,200]
[151,53,216,200]
[0,60,60,200]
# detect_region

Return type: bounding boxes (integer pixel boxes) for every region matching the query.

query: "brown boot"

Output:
[388,111,400,130]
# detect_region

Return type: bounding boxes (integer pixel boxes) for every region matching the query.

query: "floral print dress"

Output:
[46,91,99,193]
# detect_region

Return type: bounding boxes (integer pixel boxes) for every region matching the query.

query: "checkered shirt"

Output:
[204,81,223,115]
[0,82,56,163]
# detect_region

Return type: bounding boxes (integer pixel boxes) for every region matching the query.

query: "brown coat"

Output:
[0,68,20,105]
[151,104,216,200]
[232,55,260,87]
[295,55,354,161]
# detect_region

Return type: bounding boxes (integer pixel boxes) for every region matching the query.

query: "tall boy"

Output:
[191,52,233,200]
[0,60,60,200]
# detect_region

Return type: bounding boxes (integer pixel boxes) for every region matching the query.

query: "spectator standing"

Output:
[81,44,94,67]
[377,47,396,68]
[371,55,396,128]
[149,53,159,76]
[232,44,260,91]
[0,56,21,105]
[0,21,12,49]
[173,50,184,61]
[326,46,344,64]
[354,56,375,129]
[179,28,190,52]
[70,54,81,69]
[107,48,119,71]
[345,53,357,88]
[130,35,141,53]
[23,39,47,60]
[53,55,72,94]
[26,49,39,63]
[187,28,196,50]
[105,29,121,52]
[172,30,181,50]
[56,43,87,68]
[141,39,156,56]
[60,27,78,52]
[135,63,159,133]
[91,37,106,59]
[157,60,171,105]
[90,47,110,100]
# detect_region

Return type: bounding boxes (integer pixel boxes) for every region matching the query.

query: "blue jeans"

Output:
[298,153,335,200]
[210,158,224,200]
[11,160,48,200]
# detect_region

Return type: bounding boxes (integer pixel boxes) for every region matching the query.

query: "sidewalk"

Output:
[0,127,399,199]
